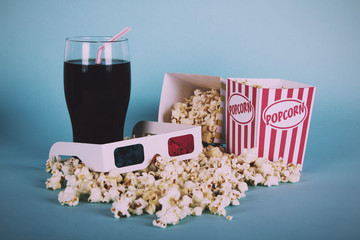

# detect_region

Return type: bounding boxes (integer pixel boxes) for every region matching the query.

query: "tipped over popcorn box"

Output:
[158,73,226,144]
[226,78,316,166]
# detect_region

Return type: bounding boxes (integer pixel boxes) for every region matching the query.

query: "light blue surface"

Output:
[1,0,359,239]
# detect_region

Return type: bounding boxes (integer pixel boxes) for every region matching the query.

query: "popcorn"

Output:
[102,187,121,203]
[255,158,274,176]
[249,173,265,186]
[264,175,280,187]
[107,169,124,183]
[45,169,64,190]
[237,181,248,193]
[129,198,148,215]
[171,89,221,143]
[238,80,262,88]
[74,166,92,180]
[179,195,192,207]
[152,219,167,229]
[192,207,203,216]
[239,148,258,164]
[288,172,301,183]
[58,187,79,206]
[45,156,62,172]
[145,203,157,215]
[111,198,131,218]
[138,172,155,189]
[192,190,204,203]
[46,145,302,228]
[231,199,240,206]
[88,187,102,203]
[155,206,183,226]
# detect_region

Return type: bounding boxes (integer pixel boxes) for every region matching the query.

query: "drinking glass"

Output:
[64,36,131,144]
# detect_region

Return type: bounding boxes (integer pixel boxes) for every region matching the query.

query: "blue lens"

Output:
[114,144,145,168]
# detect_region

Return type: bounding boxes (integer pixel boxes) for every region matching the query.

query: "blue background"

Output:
[1,0,359,239]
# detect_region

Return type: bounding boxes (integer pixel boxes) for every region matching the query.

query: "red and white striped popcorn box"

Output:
[226,78,316,166]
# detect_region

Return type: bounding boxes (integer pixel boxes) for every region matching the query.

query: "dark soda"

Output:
[64,59,131,144]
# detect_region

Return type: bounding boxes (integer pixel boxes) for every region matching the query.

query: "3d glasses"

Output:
[49,121,202,173]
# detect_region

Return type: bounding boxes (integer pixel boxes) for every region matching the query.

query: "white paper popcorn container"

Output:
[226,78,316,166]
[158,73,226,143]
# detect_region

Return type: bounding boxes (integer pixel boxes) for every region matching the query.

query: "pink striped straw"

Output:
[95,26,131,64]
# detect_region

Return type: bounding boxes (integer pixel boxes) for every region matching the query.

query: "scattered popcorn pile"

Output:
[171,89,221,143]
[45,146,301,228]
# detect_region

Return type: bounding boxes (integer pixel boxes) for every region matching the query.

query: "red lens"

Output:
[168,134,194,157]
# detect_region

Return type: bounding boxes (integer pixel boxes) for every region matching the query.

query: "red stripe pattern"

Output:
[226,79,231,153]
[232,81,236,154]
[258,89,269,158]
[251,87,257,148]
[297,87,315,164]
[237,82,242,153]
[268,89,282,161]
[244,85,249,149]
